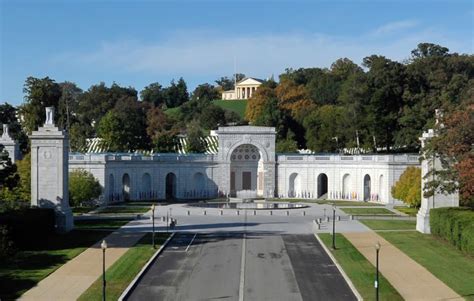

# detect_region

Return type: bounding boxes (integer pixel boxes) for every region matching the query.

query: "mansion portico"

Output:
[221,77,263,100]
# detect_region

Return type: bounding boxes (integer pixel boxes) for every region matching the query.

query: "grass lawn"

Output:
[271,199,384,206]
[359,219,416,230]
[213,99,247,118]
[340,208,395,215]
[393,206,419,216]
[378,231,474,300]
[97,206,150,214]
[72,206,97,215]
[74,219,132,230]
[318,233,403,300]
[0,230,111,300]
[78,233,169,301]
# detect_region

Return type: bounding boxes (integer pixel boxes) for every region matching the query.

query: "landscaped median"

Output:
[78,233,169,301]
[340,207,396,215]
[318,233,403,300]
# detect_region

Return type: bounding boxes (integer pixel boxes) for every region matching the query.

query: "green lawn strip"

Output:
[0,230,111,300]
[98,207,150,214]
[212,99,248,118]
[341,208,395,215]
[74,219,132,230]
[78,233,169,301]
[72,206,97,215]
[318,233,403,300]
[393,206,419,216]
[270,199,384,206]
[378,231,474,300]
[359,219,416,230]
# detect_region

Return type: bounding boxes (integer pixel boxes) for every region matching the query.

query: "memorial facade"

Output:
[69,126,420,204]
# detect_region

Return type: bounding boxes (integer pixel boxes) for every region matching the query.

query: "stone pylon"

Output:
[416,113,459,234]
[30,107,73,232]
[0,124,21,163]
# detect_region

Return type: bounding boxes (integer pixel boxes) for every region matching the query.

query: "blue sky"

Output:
[1,0,473,105]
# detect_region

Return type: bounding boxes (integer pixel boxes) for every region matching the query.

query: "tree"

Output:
[163,78,189,108]
[192,83,220,101]
[77,82,137,129]
[69,170,102,206]
[97,97,150,152]
[423,105,474,207]
[304,105,351,152]
[152,131,177,153]
[363,55,406,151]
[140,82,165,107]
[19,77,62,134]
[391,167,421,207]
[0,103,28,153]
[0,145,18,191]
[199,104,226,130]
[215,76,234,91]
[185,120,206,153]
[57,82,82,131]
[411,43,449,59]
[245,85,276,123]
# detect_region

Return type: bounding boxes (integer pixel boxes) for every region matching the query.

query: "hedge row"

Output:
[430,207,474,256]
[0,208,55,247]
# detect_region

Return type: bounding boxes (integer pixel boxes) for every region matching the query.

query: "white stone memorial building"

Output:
[69,126,420,204]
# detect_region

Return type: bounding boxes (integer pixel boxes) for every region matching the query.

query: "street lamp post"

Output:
[375,242,381,301]
[151,204,156,249]
[101,239,107,301]
[332,205,336,249]
[166,210,169,233]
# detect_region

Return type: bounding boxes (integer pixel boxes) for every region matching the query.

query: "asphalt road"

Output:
[126,233,356,301]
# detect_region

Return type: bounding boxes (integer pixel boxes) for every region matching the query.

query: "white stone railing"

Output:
[276,154,420,163]
[69,153,217,162]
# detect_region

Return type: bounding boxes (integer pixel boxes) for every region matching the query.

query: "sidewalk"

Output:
[19,230,145,301]
[343,231,462,301]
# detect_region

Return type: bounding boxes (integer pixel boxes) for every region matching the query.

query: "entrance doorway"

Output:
[364,174,371,201]
[166,173,177,199]
[317,173,328,198]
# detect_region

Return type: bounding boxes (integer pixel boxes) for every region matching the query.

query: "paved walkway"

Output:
[19,230,145,301]
[343,231,462,301]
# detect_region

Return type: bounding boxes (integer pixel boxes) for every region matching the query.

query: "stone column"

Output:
[263,162,276,198]
[0,124,21,163]
[416,129,459,234]
[30,107,74,232]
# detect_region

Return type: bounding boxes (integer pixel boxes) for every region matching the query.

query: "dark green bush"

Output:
[0,208,55,247]
[0,225,15,260]
[430,207,474,256]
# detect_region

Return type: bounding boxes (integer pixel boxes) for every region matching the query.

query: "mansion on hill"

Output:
[221,77,263,100]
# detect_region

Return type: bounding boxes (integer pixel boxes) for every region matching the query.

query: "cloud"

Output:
[372,20,419,36]
[53,27,471,81]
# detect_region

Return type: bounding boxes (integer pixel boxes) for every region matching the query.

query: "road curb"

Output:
[313,233,363,301]
[118,232,176,301]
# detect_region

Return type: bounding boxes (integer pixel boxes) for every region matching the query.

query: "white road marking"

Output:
[238,232,246,301]
[185,233,198,252]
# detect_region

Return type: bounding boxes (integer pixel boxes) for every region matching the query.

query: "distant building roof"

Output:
[236,77,264,85]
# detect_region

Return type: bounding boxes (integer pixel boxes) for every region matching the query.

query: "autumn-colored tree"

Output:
[275,78,313,120]
[391,167,422,207]
[245,85,276,123]
[424,104,474,207]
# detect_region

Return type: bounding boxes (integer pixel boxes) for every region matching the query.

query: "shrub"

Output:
[0,208,55,247]
[69,170,102,207]
[0,225,15,261]
[430,207,474,256]
[391,167,421,207]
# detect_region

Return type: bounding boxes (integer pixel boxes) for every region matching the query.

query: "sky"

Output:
[1,0,473,105]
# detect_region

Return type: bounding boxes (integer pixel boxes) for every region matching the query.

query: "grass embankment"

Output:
[74,219,132,230]
[318,234,403,300]
[78,233,169,301]
[0,230,112,300]
[213,99,248,118]
[359,219,416,230]
[379,231,474,300]
[97,206,150,214]
[340,208,395,215]
[393,206,418,216]
[272,199,384,206]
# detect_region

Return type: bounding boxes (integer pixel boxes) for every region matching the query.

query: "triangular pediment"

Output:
[236,77,263,86]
